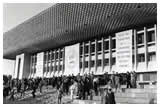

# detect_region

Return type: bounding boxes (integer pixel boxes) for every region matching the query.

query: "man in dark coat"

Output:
[104,86,116,104]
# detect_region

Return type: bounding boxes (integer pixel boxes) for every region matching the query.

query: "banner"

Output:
[64,43,80,76]
[116,30,132,73]
[36,52,44,77]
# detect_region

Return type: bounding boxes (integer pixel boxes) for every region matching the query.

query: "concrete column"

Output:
[109,36,112,72]
[58,49,60,75]
[54,51,56,75]
[134,29,137,71]
[62,48,65,75]
[89,41,91,73]
[50,51,52,76]
[95,39,98,74]
[154,24,157,47]
[102,37,104,73]
[144,27,148,70]
[82,42,85,73]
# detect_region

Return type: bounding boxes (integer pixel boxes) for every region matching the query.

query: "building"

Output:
[3,3,157,86]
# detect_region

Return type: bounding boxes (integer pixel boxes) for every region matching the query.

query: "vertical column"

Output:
[62,48,65,75]
[89,41,91,73]
[82,42,85,73]
[144,27,148,70]
[58,49,60,76]
[134,29,137,71]
[95,39,98,74]
[109,36,112,72]
[29,56,32,78]
[154,24,157,47]
[102,37,104,73]
[46,52,49,77]
[54,51,56,76]
[50,51,52,77]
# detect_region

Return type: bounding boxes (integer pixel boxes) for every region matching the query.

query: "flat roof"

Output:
[3,3,157,59]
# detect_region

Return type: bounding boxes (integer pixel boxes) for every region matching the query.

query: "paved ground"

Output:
[3,86,103,104]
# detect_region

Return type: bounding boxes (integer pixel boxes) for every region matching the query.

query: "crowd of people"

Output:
[3,71,137,104]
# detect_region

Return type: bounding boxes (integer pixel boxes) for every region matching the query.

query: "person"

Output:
[104,86,116,104]
[126,71,132,88]
[115,72,121,92]
[57,85,63,104]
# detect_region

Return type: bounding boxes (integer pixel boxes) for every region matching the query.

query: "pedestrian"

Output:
[57,85,63,104]
[126,71,132,88]
[104,86,116,104]
[115,72,121,92]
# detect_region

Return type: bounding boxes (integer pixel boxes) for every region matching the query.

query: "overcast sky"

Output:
[3,3,54,76]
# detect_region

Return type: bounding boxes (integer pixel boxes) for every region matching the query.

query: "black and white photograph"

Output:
[2,2,157,104]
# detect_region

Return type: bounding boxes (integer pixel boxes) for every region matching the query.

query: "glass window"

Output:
[137,33,144,44]
[148,31,155,43]
[91,60,95,67]
[85,61,88,68]
[112,39,116,49]
[148,52,156,62]
[104,58,109,66]
[97,59,102,66]
[91,44,95,53]
[112,57,116,65]
[98,42,102,51]
[138,54,145,62]
[85,45,89,54]
[80,62,82,68]
[80,46,83,55]
[104,41,109,50]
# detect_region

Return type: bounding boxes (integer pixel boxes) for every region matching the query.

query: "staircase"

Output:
[115,88,157,104]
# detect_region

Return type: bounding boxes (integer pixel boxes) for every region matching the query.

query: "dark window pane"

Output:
[98,42,102,51]
[104,59,109,66]
[138,54,145,62]
[85,45,89,54]
[137,33,144,44]
[112,39,116,49]
[148,31,155,43]
[91,60,95,67]
[104,41,109,50]
[97,59,102,66]
[91,44,95,53]
[112,58,116,65]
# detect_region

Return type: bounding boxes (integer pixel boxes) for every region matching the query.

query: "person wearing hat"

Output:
[104,86,116,104]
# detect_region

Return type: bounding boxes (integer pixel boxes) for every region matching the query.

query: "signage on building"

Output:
[65,43,80,76]
[116,30,132,73]
[36,52,44,77]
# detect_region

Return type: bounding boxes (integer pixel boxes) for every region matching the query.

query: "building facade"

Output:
[3,3,157,85]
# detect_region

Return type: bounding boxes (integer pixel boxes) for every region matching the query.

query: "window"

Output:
[104,41,109,50]
[112,39,116,49]
[97,59,102,66]
[138,54,145,62]
[59,65,62,71]
[60,51,63,58]
[148,31,155,43]
[104,58,109,66]
[91,60,95,67]
[55,66,57,71]
[112,57,116,65]
[148,52,156,62]
[98,42,102,51]
[55,52,58,59]
[52,53,55,60]
[85,61,88,68]
[85,45,89,54]
[137,33,144,44]
[80,62,82,68]
[91,44,95,53]
[80,46,83,55]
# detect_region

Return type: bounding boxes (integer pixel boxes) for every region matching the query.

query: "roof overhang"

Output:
[3,3,157,59]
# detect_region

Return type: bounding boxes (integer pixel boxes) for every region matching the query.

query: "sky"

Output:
[3,3,54,76]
